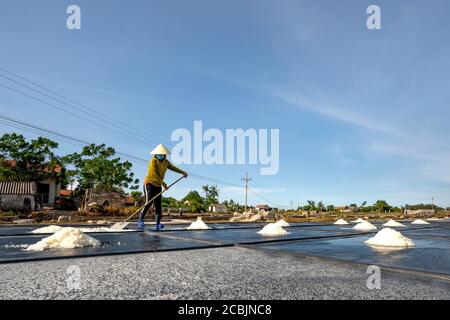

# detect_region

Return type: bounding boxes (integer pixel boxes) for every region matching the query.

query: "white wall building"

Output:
[0,182,36,211]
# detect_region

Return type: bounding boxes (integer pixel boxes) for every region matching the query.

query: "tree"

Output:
[202,184,219,205]
[326,205,335,212]
[0,133,66,183]
[63,144,139,195]
[130,191,143,203]
[317,201,325,212]
[182,190,206,213]
[303,200,317,212]
[162,196,178,207]
[374,200,391,213]
[225,199,241,212]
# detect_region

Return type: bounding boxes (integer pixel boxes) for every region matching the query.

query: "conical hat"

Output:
[151,144,171,155]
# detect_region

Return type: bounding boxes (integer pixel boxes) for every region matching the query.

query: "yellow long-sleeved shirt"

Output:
[144,157,186,187]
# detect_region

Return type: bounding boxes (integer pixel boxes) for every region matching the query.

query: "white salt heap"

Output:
[186,217,210,230]
[353,221,377,231]
[32,225,131,234]
[352,218,366,223]
[411,219,430,225]
[26,227,101,251]
[31,225,63,234]
[383,219,405,227]
[273,219,290,227]
[365,228,415,247]
[334,219,349,225]
[258,223,289,236]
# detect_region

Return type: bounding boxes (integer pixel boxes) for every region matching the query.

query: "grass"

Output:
[0,211,18,217]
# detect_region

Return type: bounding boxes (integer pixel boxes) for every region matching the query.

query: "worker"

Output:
[138,144,188,231]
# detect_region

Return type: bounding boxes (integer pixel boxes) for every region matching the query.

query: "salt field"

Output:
[1,220,450,299]
[0,220,447,270]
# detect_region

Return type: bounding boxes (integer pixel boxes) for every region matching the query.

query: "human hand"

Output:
[162,182,168,190]
[183,172,188,178]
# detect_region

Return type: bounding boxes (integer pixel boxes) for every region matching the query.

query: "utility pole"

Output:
[242,172,252,213]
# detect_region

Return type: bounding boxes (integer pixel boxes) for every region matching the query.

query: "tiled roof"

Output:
[0,181,37,195]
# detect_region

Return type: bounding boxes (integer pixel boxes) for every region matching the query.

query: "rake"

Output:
[110,176,186,230]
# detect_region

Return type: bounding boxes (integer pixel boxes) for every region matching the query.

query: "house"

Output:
[208,204,228,213]
[255,204,271,211]
[335,206,357,213]
[1,160,61,207]
[82,190,129,209]
[404,209,436,216]
[60,189,73,198]
[0,181,37,211]
[164,206,190,214]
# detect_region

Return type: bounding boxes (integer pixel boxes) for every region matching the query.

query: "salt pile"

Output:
[186,217,210,230]
[351,218,366,223]
[334,219,349,225]
[32,225,131,234]
[25,227,102,251]
[31,225,63,234]
[411,219,430,225]
[273,219,289,227]
[383,219,405,227]
[258,223,289,236]
[365,228,415,247]
[353,221,377,231]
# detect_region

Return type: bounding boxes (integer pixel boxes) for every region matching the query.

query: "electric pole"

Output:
[432,197,435,215]
[242,172,252,213]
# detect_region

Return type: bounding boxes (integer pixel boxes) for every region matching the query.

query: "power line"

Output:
[0,113,244,188]
[247,187,289,208]
[0,67,247,176]
[0,116,288,206]
[0,68,284,201]
[0,82,156,147]
[0,66,167,146]
[242,172,252,213]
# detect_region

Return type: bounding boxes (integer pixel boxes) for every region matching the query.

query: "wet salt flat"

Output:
[0,231,220,263]
[0,221,448,277]
[259,235,450,276]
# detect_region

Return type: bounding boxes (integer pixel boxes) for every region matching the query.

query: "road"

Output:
[1,246,449,299]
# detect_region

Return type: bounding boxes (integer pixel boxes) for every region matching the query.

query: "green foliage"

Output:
[63,144,139,195]
[0,133,66,183]
[202,184,219,206]
[162,196,178,207]
[374,200,391,213]
[130,191,143,202]
[302,200,316,211]
[182,190,206,213]
[224,199,241,212]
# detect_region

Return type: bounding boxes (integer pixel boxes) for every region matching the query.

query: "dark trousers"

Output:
[139,183,162,224]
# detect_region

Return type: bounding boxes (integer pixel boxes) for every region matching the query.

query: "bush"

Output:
[0,211,17,217]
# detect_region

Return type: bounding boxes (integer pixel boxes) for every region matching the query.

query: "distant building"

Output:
[1,160,61,207]
[255,204,271,211]
[60,189,73,197]
[164,206,190,214]
[208,204,228,213]
[335,205,357,213]
[405,209,436,216]
[82,190,128,209]
[0,181,37,211]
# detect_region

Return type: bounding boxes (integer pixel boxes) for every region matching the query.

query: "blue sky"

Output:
[1,0,449,207]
